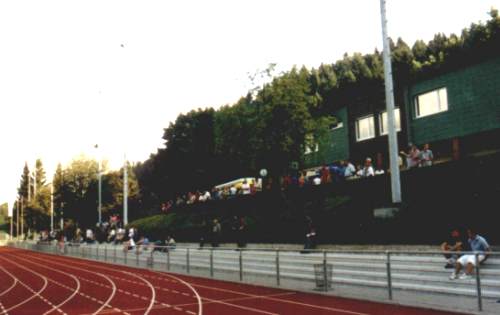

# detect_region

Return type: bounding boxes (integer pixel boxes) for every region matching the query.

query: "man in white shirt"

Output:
[343,160,356,178]
[362,158,375,177]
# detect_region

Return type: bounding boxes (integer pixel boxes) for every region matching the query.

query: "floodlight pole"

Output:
[98,159,102,224]
[123,154,128,226]
[9,202,13,240]
[380,0,402,203]
[50,183,54,233]
[16,199,19,239]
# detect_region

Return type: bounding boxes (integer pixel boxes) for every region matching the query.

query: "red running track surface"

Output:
[0,247,470,315]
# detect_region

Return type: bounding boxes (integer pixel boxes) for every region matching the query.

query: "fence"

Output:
[10,241,500,314]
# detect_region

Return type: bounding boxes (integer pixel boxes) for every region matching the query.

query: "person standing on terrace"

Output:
[420,143,434,167]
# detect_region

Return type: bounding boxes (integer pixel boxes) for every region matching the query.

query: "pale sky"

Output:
[1,0,498,211]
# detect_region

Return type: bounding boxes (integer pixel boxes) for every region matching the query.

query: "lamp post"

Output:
[95,144,102,224]
[50,182,54,233]
[123,154,128,226]
[379,0,402,203]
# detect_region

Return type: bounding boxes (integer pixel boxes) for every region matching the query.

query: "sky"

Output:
[1,0,498,211]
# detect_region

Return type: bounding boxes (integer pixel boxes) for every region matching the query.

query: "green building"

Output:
[305,56,500,169]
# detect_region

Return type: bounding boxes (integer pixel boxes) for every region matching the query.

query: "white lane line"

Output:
[0,266,18,297]
[8,253,82,315]
[15,252,122,315]
[1,255,70,315]
[174,292,296,308]
[0,301,9,315]
[0,258,52,315]
[120,271,155,315]
[24,251,196,315]
[141,272,369,315]
[149,271,203,315]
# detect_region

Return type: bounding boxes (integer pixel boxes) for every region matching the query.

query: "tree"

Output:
[34,159,46,190]
[18,163,30,201]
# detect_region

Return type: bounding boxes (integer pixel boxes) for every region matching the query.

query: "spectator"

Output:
[441,229,467,268]
[211,219,222,247]
[400,143,420,169]
[298,172,306,187]
[241,180,251,195]
[229,186,237,196]
[449,228,491,280]
[320,165,330,184]
[85,228,94,244]
[343,160,356,178]
[108,228,116,243]
[237,216,246,248]
[166,235,176,251]
[420,143,434,167]
[361,158,375,177]
[302,217,317,253]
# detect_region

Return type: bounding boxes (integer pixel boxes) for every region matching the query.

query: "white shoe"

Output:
[449,272,458,280]
[459,274,472,280]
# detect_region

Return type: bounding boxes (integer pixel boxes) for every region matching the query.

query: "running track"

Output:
[0,247,469,315]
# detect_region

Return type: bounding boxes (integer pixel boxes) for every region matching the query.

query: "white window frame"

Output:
[379,108,401,135]
[355,115,375,142]
[415,87,448,118]
[331,121,344,131]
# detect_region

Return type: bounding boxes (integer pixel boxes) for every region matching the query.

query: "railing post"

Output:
[186,248,191,274]
[113,246,117,263]
[323,251,328,292]
[150,250,154,269]
[167,249,171,271]
[276,250,281,286]
[239,249,243,282]
[386,251,393,300]
[104,246,107,261]
[210,249,214,278]
[136,246,140,266]
[475,253,483,311]
[124,248,128,265]
[96,246,99,260]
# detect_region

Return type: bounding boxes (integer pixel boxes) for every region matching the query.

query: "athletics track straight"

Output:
[0,247,469,315]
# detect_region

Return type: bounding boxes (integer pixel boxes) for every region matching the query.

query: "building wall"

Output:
[408,57,500,145]
[304,107,349,168]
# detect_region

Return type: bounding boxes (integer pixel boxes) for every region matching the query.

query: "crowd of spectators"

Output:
[158,143,434,211]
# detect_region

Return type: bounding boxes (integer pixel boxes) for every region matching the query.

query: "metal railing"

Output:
[9,241,500,313]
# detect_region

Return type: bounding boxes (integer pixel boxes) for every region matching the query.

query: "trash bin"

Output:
[314,263,333,291]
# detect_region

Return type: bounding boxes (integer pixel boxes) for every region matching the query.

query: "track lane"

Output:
[22,250,196,315]
[2,247,469,315]
[0,257,52,315]
[14,251,153,315]
[6,252,108,315]
[0,265,18,297]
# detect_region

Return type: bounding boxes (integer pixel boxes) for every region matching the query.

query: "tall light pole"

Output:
[16,198,19,239]
[50,182,54,233]
[20,196,24,238]
[123,154,128,226]
[8,202,13,240]
[380,0,402,203]
[95,144,102,224]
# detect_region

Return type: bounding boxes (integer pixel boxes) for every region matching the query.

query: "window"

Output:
[379,108,401,135]
[415,87,448,118]
[355,115,375,142]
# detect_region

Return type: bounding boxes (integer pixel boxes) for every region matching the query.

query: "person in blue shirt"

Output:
[449,228,491,280]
